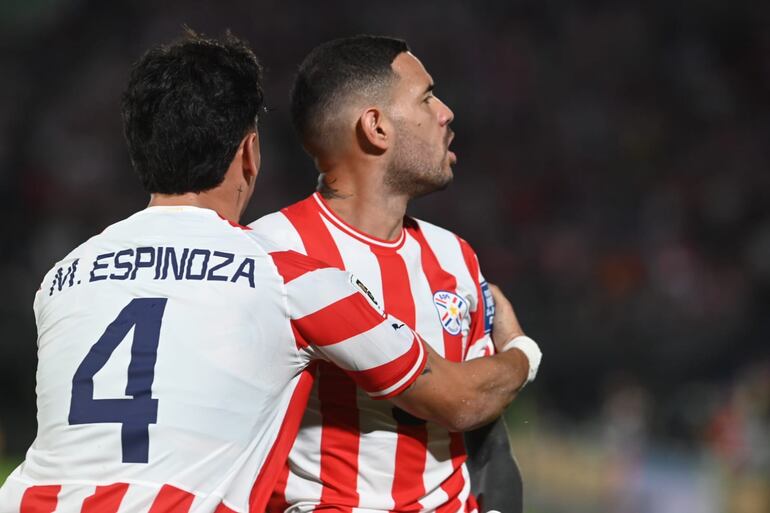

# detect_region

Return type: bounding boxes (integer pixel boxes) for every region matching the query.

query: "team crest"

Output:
[432,290,468,335]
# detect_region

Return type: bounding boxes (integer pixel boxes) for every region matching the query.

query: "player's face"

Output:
[385,52,456,198]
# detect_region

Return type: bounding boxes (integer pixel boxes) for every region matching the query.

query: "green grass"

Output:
[0,458,21,485]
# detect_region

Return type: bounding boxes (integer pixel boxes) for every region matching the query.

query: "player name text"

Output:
[49,246,258,296]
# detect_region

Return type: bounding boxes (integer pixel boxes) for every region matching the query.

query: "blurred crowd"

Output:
[1,0,768,502]
[509,361,770,512]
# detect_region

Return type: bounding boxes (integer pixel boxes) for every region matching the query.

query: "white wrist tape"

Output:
[501,335,541,385]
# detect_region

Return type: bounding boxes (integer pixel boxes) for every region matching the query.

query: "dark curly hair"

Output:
[121,29,264,194]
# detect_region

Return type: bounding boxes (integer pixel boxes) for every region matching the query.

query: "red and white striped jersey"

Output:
[249,193,496,513]
[0,206,426,513]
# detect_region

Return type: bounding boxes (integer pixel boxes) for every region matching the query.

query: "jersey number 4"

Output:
[68,298,167,464]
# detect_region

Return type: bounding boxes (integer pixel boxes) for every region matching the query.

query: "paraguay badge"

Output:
[433,290,468,335]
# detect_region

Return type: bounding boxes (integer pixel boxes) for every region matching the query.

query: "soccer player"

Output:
[0,32,537,513]
[250,36,541,512]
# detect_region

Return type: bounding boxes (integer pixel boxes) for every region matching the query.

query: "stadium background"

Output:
[0,1,768,511]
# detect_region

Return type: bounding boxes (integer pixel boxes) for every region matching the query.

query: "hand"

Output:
[488,284,524,353]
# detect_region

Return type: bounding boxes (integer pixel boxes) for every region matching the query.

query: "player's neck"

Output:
[318,173,408,242]
[148,192,242,224]
[146,162,252,223]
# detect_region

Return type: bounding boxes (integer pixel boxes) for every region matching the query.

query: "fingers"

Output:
[488,283,524,352]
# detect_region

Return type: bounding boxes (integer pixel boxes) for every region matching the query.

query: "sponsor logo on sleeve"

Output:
[350,274,385,317]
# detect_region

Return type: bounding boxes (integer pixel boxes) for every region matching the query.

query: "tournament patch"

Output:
[432,290,469,336]
[480,280,494,334]
[350,274,385,317]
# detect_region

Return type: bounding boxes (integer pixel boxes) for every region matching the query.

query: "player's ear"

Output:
[240,131,260,183]
[356,107,390,154]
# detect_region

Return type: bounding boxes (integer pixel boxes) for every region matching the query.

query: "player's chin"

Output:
[436,168,454,190]
[442,158,456,177]
[411,172,453,199]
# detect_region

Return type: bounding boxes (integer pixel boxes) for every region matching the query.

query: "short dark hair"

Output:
[122,29,264,194]
[291,35,408,153]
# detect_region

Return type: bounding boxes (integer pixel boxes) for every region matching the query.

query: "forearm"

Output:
[391,341,530,432]
[439,348,529,430]
[391,284,542,432]
[453,349,529,422]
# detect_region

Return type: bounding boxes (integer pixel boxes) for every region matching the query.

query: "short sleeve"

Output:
[269,250,427,399]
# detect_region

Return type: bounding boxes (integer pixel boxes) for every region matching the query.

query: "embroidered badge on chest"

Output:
[432,290,468,335]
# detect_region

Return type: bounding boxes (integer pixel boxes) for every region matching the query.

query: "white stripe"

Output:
[317,318,416,372]
[368,338,425,398]
[0,474,25,513]
[248,212,307,254]
[321,216,385,307]
[285,267,358,318]
[116,484,154,513]
[422,424,451,510]
[400,233,448,357]
[417,219,481,358]
[53,484,95,512]
[313,194,405,248]
[214,377,303,511]
[355,392,398,510]
[466,334,494,360]
[417,219,477,311]
[284,383,324,509]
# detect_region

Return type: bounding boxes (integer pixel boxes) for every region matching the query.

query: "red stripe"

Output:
[370,250,426,512]
[441,238,482,510]
[266,463,291,513]
[20,485,60,513]
[374,354,426,400]
[284,197,360,512]
[282,199,345,269]
[81,483,129,513]
[290,321,309,349]
[214,503,238,513]
[457,237,487,358]
[392,422,428,512]
[345,335,423,396]
[148,485,195,513]
[269,250,335,284]
[249,366,317,512]
[466,492,480,513]
[391,431,429,508]
[315,363,360,511]
[408,224,472,508]
[436,433,468,513]
[291,293,384,346]
[407,225,463,362]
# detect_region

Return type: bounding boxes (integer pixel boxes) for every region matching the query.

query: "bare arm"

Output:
[390,285,541,432]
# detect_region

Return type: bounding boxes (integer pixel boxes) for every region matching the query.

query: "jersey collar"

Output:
[311,193,406,250]
[140,206,250,230]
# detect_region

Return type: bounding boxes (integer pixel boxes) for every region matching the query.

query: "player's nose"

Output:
[436,97,454,126]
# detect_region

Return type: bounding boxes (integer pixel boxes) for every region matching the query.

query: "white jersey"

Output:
[249,194,496,513]
[0,206,426,513]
